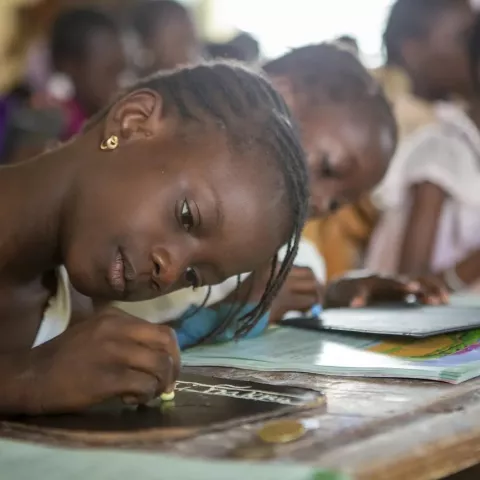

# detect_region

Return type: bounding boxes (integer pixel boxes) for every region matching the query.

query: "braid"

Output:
[86,60,309,338]
[264,43,398,148]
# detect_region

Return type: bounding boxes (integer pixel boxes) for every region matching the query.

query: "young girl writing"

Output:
[117,44,446,347]
[0,61,309,414]
[117,43,393,337]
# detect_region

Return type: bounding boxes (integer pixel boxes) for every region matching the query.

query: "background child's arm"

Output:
[398,181,446,275]
[398,181,480,289]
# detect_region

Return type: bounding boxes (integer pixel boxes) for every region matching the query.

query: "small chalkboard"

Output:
[0,374,324,447]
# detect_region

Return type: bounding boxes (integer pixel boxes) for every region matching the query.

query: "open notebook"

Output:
[182,326,480,384]
[282,304,480,337]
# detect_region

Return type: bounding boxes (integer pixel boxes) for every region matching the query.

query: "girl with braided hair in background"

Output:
[263,43,447,319]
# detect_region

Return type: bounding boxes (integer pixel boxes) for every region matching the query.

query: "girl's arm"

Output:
[398,181,446,275]
[449,249,480,288]
[398,182,480,289]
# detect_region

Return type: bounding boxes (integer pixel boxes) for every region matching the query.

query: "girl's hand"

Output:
[25,307,180,415]
[324,274,449,309]
[269,266,325,324]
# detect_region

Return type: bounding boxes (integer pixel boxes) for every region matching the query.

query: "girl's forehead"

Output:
[299,105,357,144]
[301,103,389,146]
[200,160,288,250]
[301,109,393,173]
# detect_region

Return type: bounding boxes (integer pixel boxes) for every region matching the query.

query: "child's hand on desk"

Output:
[269,266,324,324]
[324,274,449,308]
[25,307,180,414]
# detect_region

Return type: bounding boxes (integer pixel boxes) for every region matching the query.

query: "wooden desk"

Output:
[174,367,480,480]
[2,366,480,479]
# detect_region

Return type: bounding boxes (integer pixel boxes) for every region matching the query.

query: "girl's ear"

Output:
[103,88,165,143]
[269,75,297,112]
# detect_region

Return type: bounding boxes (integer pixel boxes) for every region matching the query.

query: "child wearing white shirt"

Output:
[367,102,480,292]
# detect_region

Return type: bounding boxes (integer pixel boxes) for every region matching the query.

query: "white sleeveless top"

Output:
[366,103,480,291]
[32,267,71,347]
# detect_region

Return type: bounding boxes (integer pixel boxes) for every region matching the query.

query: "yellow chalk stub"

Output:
[160,391,175,402]
[257,419,306,444]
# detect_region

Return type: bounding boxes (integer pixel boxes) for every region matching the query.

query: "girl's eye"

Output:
[185,267,201,290]
[180,199,194,232]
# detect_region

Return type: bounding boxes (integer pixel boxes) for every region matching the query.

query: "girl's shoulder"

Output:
[399,104,479,166]
[374,104,480,210]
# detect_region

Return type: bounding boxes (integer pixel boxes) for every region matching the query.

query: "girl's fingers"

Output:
[349,286,370,307]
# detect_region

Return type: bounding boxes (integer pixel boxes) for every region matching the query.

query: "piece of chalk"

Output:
[160,391,175,402]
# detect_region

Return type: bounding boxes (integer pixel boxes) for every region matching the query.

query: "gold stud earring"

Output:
[100,135,119,151]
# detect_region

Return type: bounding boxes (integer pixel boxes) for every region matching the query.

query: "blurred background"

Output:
[4,0,480,285]
[196,0,392,65]
[0,0,394,93]
[0,0,401,166]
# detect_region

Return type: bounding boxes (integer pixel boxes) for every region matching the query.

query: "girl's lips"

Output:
[110,250,126,294]
[109,249,163,300]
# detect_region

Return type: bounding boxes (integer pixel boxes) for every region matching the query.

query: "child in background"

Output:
[254,44,443,312]
[400,0,475,100]
[378,0,474,136]
[131,0,201,76]
[264,45,396,281]
[307,0,474,279]
[0,61,309,414]
[4,7,127,164]
[366,14,480,293]
[48,7,126,140]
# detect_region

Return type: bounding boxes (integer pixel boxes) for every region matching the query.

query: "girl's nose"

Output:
[151,247,188,289]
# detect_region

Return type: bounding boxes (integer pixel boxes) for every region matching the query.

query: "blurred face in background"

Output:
[271,75,395,218]
[401,1,474,100]
[144,10,201,72]
[67,28,126,115]
[299,104,394,218]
